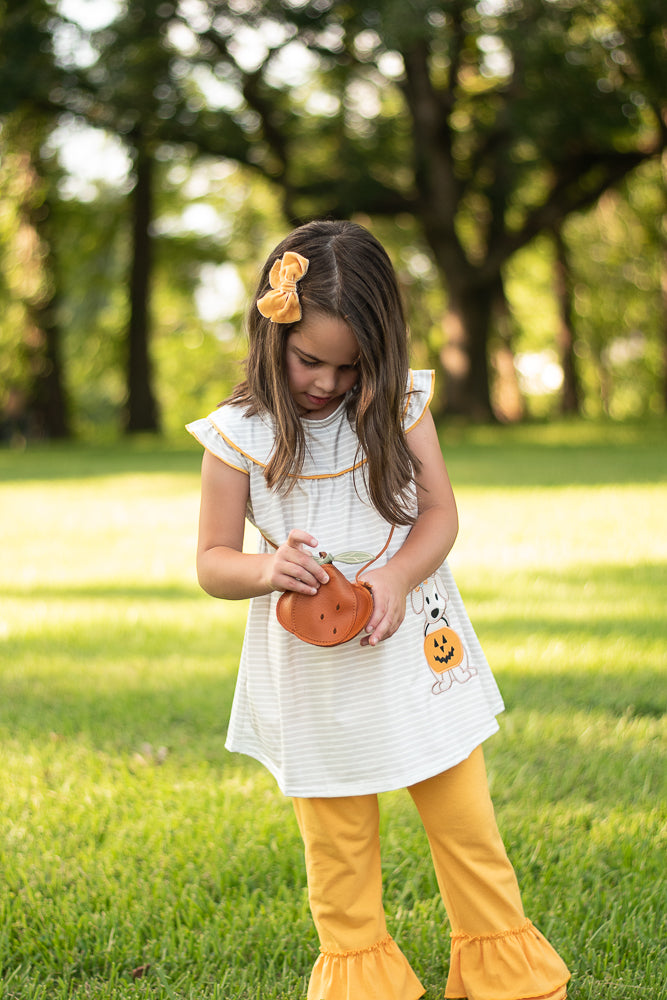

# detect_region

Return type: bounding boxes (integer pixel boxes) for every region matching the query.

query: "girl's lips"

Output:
[306,394,332,406]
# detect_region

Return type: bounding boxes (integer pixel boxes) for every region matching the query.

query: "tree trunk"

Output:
[489,275,525,423]
[18,150,71,439]
[437,279,495,420]
[661,241,667,413]
[125,144,159,434]
[401,39,495,420]
[661,155,667,413]
[552,227,581,416]
[24,281,70,439]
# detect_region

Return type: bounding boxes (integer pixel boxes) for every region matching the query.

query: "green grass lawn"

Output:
[0,420,665,1000]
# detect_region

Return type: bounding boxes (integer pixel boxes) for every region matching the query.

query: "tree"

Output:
[185,0,665,417]
[0,1,71,438]
[7,0,662,434]
[562,164,665,419]
[1,0,288,438]
[62,0,282,433]
[73,0,182,433]
[552,225,581,415]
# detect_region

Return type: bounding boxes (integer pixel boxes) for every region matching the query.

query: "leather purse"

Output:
[276,528,394,647]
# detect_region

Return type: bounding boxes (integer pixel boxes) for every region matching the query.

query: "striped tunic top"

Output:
[186,370,504,797]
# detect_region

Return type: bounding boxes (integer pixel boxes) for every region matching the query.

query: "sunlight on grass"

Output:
[1,425,665,999]
[1,474,200,591]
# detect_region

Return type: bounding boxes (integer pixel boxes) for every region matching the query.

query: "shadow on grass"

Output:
[463,561,666,640]
[0,581,203,600]
[446,440,667,488]
[461,560,667,600]
[1,669,663,827]
[3,560,665,732]
[465,562,667,718]
[5,550,666,612]
[2,615,664,792]
[0,442,203,483]
[4,560,664,609]
[442,418,667,487]
[1,422,666,487]
[4,604,664,714]
[0,651,239,765]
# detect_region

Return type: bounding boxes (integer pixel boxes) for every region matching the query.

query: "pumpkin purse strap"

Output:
[353,525,395,582]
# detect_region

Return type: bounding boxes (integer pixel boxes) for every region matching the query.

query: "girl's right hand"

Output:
[268,529,330,595]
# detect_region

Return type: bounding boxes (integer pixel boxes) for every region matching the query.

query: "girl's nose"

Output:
[314,367,336,392]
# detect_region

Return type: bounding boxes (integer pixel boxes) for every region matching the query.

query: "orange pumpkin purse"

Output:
[276,528,394,647]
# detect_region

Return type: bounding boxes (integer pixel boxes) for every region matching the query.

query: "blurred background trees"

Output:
[0,0,665,440]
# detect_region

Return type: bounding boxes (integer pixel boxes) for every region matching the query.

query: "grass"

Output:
[0,419,665,999]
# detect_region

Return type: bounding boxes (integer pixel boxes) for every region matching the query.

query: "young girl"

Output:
[187,220,570,1000]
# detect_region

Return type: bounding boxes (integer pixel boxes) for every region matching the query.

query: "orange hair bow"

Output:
[256,251,309,324]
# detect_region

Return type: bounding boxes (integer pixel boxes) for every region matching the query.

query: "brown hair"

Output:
[227,219,418,525]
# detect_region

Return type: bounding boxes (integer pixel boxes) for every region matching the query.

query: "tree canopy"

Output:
[0,0,664,437]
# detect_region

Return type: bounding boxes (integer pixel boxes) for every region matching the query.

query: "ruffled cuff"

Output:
[445,919,570,1000]
[307,933,425,1000]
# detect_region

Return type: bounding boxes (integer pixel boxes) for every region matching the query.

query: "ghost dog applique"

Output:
[411,574,478,694]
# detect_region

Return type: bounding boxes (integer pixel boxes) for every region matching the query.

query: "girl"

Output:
[187,220,570,1000]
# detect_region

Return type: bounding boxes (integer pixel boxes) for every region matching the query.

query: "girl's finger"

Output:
[286,528,318,550]
[283,554,328,585]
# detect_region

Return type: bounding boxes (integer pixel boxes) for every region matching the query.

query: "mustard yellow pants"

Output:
[292,746,570,1000]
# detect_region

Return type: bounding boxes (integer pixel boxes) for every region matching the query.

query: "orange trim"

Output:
[319,933,395,959]
[450,919,534,943]
[206,418,266,468]
[294,459,367,481]
[186,425,249,475]
[196,369,435,479]
[205,416,369,481]
[402,369,415,419]
[200,443,248,474]
[405,370,435,433]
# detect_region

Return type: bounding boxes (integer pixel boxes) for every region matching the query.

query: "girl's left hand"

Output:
[357,566,407,646]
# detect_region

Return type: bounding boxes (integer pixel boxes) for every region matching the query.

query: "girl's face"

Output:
[285,312,360,420]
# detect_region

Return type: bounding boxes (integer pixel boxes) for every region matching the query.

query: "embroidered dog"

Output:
[411,574,477,694]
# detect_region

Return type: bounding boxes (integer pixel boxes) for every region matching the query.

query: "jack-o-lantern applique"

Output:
[412,573,478,695]
[424,626,464,673]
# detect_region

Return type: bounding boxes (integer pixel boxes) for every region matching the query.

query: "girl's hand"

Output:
[357,566,408,646]
[268,529,330,595]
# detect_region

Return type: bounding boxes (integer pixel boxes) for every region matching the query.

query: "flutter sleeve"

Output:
[186,409,250,474]
[186,399,280,475]
[403,369,435,431]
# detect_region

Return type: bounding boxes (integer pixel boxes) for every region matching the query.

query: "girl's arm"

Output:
[195,450,329,600]
[359,409,458,646]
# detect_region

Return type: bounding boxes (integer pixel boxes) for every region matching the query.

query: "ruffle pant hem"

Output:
[293,746,570,1000]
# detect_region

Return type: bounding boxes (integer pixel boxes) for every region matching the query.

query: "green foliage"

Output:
[0,0,61,114]
[149,160,287,434]
[502,161,664,420]
[0,112,65,431]
[564,163,665,420]
[51,190,128,435]
[0,146,31,411]
[0,0,665,433]
[41,149,286,437]
[0,424,665,998]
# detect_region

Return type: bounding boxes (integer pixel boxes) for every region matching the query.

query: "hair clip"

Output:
[257,251,309,324]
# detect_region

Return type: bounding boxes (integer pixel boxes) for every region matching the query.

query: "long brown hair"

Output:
[227,219,419,525]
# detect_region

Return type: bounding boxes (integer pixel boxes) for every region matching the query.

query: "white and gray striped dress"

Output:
[186,370,504,797]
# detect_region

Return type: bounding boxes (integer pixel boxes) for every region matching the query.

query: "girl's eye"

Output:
[296,355,357,371]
